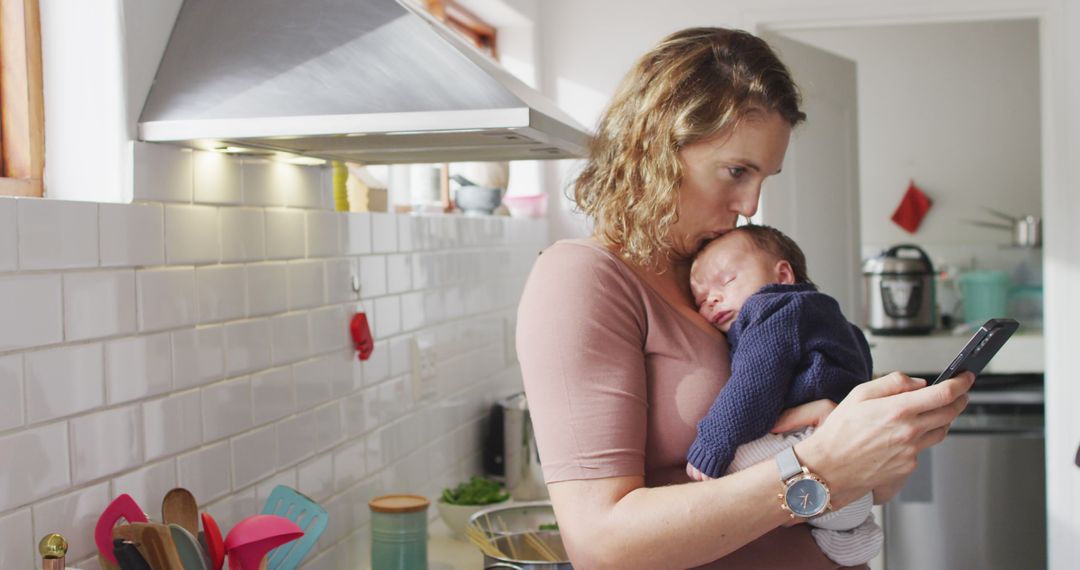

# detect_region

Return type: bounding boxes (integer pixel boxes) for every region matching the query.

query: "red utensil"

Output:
[201,512,226,570]
[95,494,149,564]
[224,515,303,570]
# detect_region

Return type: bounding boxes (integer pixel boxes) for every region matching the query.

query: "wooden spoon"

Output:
[162,488,200,536]
[140,523,185,570]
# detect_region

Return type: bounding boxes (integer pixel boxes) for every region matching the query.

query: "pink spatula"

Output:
[224,515,303,570]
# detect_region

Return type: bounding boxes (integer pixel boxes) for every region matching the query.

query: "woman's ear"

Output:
[775,260,796,285]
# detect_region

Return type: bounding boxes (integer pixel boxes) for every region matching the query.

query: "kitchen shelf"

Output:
[863,329,1044,376]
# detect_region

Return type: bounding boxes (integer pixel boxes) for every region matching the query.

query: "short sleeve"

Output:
[516,242,649,483]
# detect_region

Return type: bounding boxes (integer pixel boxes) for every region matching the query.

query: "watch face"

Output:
[785,478,828,517]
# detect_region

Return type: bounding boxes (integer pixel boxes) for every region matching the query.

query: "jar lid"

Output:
[369,494,430,514]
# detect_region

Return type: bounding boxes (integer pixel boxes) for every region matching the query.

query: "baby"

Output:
[686,224,882,567]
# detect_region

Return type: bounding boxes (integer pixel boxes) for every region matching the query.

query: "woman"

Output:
[516,27,972,569]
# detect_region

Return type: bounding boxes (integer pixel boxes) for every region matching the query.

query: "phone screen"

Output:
[931,318,1019,384]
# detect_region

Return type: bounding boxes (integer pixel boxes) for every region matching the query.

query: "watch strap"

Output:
[776,446,802,481]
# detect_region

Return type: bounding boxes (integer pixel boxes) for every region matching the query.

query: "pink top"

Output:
[517,239,860,569]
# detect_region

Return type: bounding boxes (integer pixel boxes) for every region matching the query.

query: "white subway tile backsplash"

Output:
[105,332,172,404]
[288,259,325,310]
[357,256,387,298]
[231,424,278,488]
[297,453,334,502]
[71,404,142,484]
[277,411,317,468]
[110,459,176,522]
[0,198,16,272]
[202,376,253,442]
[194,150,243,205]
[25,344,104,423]
[324,258,357,304]
[310,305,348,355]
[293,356,332,411]
[265,208,306,259]
[251,367,294,426]
[133,142,192,203]
[220,207,266,262]
[345,213,372,255]
[306,210,340,258]
[387,254,412,294]
[0,274,62,351]
[270,312,310,365]
[177,441,231,504]
[143,390,202,461]
[223,319,272,375]
[373,296,401,339]
[137,267,197,331]
[100,203,165,267]
[32,481,109,561]
[0,509,34,570]
[246,262,289,316]
[0,356,23,432]
[371,213,397,253]
[165,205,221,265]
[17,199,98,270]
[315,402,344,451]
[196,264,247,323]
[173,326,224,390]
[1,179,545,557]
[63,270,137,341]
[0,422,70,511]
[361,335,391,387]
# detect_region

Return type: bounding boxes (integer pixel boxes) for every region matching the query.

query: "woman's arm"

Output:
[548,371,973,570]
[549,463,794,570]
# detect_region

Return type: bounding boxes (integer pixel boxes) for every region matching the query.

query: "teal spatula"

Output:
[260,486,328,570]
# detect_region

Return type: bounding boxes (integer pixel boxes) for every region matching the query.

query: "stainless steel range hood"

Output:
[138,0,590,163]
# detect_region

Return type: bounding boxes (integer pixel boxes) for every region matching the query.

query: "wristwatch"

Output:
[775,446,832,518]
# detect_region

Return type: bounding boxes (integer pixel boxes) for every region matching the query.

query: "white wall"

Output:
[785,20,1041,249]
[0,143,544,569]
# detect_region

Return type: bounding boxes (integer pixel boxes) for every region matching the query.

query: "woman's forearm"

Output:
[549,460,794,570]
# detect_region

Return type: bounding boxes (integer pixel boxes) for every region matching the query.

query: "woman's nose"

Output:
[732,183,763,217]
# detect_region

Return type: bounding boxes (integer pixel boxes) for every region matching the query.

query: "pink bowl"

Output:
[502,194,548,219]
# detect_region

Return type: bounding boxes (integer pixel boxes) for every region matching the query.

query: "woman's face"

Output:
[668,111,792,260]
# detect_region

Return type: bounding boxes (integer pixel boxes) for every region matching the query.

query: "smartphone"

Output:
[931,318,1020,384]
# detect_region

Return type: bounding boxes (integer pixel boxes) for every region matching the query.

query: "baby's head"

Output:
[690,225,811,332]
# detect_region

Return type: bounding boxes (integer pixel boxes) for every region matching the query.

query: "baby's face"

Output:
[689,232,791,332]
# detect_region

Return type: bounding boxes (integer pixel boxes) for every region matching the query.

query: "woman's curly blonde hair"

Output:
[574,27,806,268]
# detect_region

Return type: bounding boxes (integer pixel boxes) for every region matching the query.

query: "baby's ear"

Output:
[775,260,796,285]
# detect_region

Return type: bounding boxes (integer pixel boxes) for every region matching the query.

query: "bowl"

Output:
[503,194,548,219]
[437,499,509,538]
[466,501,557,536]
[454,185,503,215]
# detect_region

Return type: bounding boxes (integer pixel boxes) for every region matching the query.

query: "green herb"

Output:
[538,522,559,531]
[440,475,510,506]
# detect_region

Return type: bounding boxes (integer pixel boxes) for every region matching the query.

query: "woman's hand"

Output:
[794,371,974,508]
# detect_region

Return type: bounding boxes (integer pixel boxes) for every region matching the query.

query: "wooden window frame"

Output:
[425,0,497,59]
[0,0,45,197]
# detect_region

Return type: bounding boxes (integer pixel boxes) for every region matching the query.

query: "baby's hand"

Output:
[686,463,714,481]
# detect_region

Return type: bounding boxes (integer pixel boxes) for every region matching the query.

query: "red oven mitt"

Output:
[891,180,933,234]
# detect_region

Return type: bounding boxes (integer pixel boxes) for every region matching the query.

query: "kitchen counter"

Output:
[864,329,1044,376]
[429,519,483,570]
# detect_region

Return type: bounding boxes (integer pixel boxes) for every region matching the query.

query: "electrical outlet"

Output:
[410,333,438,400]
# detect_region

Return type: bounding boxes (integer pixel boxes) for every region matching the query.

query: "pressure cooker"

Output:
[863,244,936,335]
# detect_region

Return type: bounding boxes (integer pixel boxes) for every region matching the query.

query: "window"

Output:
[0,0,45,197]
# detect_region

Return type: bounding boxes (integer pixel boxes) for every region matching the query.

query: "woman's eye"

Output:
[727,167,746,179]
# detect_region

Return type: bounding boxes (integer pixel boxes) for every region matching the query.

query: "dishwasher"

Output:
[883,374,1046,570]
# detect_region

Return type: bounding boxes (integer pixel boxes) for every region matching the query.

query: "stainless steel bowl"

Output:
[468,502,571,569]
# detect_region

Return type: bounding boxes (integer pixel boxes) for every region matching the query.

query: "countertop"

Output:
[428,519,483,570]
[864,329,1044,376]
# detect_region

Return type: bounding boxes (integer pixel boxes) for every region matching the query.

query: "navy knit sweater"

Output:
[686,283,873,478]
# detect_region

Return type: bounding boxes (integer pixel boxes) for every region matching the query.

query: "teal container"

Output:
[369,494,429,570]
[959,270,1010,325]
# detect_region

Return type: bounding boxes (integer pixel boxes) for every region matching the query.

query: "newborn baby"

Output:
[686,224,882,567]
